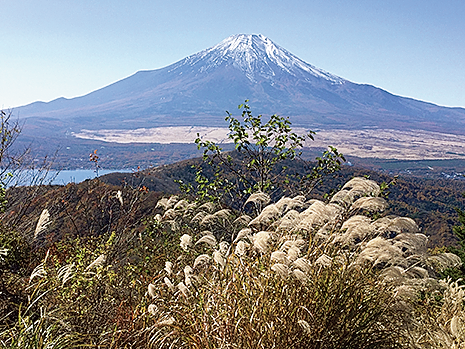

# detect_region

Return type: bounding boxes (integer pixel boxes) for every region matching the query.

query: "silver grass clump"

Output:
[116,190,123,206]
[245,192,271,208]
[287,246,301,261]
[392,233,428,256]
[235,240,250,256]
[343,177,381,197]
[167,220,181,232]
[0,248,8,256]
[191,211,208,224]
[403,266,429,279]
[174,199,189,210]
[293,269,309,283]
[293,258,311,273]
[350,197,388,212]
[193,254,211,269]
[315,254,333,267]
[451,315,462,340]
[279,237,305,261]
[164,261,173,275]
[218,241,230,256]
[330,189,352,207]
[301,200,330,220]
[334,215,374,246]
[57,263,75,286]
[213,250,226,269]
[198,202,217,213]
[435,278,465,344]
[249,204,280,230]
[233,214,252,226]
[155,198,170,210]
[428,253,462,272]
[389,217,420,234]
[341,215,372,231]
[393,284,419,299]
[356,237,403,267]
[214,208,233,221]
[274,196,306,215]
[195,234,217,247]
[252,231,276,254]
[180,234,193,251]
[184,266,194,287]
[157,316,176,327]
[271,251,291,266]
[167,196,179,209]
[34,209,51,239]
[279,236,306,252]
[162,208,177,221]
[148,283,157,298]
[182,202,198,218]
[147,304,157,316]
[364,216,420,240]
[86,254,106,271]
[292,200,335,233]
[199,230,215,236]
[314,224,332,244]
[380,266,407,284]
[29,262,47,283]
[234,228,252,242]
[276,210,301,232]
[271,263,289,279]
[200,214,217,227]
[298,319,312,335]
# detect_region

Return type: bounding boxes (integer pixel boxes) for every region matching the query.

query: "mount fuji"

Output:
[17,34,465,136]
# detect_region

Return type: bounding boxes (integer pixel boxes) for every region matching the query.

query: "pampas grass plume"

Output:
[180,234,193,251]
[293,269,309,283]
[86,254,106,271]
[298,319,312,335]
[116,190,123,206]
[271,251,290,266]
[271,263,289,279]
[194,254,211,269]
[148,283,157,298]
[235,240,250,256]
[147,304,157,316]
[213,250,226,269]
[29,262,46,283]
[315,254,333,267]
[195,234,217,247]
[164,261,173,275]
[35,209,51,239]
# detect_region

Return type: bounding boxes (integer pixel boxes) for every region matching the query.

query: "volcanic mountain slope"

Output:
[17,34,465,135]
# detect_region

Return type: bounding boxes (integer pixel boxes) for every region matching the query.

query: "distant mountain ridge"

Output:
[17,34,465,135]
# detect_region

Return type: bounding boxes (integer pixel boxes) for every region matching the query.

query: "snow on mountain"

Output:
[169,34,345,84]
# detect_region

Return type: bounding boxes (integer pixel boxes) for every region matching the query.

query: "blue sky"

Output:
[1,0,464,109]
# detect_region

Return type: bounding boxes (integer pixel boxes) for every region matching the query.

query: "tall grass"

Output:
[2,177,465,348]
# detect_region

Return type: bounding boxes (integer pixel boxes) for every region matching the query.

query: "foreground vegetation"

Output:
[2,103,465,348]
[2,176,465,348]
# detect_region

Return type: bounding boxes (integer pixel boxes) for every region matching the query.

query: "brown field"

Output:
[73,127,465,161]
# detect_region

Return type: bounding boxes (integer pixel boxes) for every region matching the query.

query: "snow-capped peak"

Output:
[171,34,345,84]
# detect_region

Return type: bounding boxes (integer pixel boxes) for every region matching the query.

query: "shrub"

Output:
[144,177,460,348]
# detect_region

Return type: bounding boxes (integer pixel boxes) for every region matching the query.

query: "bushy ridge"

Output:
[139,177,463,348]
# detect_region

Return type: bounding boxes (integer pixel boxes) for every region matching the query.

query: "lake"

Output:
[7,169,133,187]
